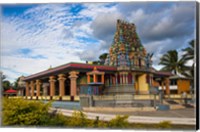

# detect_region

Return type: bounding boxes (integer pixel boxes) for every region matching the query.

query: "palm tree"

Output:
[181,40,194,78]
[159,50,189,75]
[182,40,195,93]
[182,40,194,61]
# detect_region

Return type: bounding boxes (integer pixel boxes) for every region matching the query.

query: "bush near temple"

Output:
[2,98,178,129]
[156,121,172,129]
[67,111,93,127]
[108,115,130,128]
[2,98,51,126]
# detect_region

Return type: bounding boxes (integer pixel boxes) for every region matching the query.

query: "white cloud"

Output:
[79,3,118,19]
[1,4,87,82]
[1,3,121,82]
[1,3,195,82]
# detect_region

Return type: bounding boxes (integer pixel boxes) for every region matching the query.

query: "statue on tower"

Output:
[104,19,153,71]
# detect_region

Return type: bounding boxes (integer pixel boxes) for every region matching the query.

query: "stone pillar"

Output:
[134,75,138,94]
[36,80,42,97]
[109,75,112,86]
[120,73,123,84]
[93,74,97,83]
[49,76,56,98]
[151,74,153,86]
[30,81,35,97]
[42,83,49,96]
[113,76,115,85]
[101,74,104,84]
[25,82,29,97]
[115,73,118,85]
[132,73,135,84]
[125,73,128,84]
[87,75,90,83]
[69,71,79,100]
[161,79,164,92]
[165,78,170,95]
[123,74,126,84]
[161,78,164,94]
[58,74,66,97]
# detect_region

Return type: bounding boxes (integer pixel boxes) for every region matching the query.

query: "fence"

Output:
[80,94,160,108]
[8,96,80,101]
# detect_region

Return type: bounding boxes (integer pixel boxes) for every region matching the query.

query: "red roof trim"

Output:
[69,63,117,71]
[23,63,117,81]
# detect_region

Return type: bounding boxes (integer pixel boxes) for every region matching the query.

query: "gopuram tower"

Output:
[104,19,153,94]
[105,19,152,70]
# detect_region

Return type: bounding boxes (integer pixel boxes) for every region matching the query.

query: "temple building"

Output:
[19,20,191,101]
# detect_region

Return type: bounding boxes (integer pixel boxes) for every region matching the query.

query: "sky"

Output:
[0,2,196,82]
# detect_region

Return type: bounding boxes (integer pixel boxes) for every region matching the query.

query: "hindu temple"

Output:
[17,20,191,104]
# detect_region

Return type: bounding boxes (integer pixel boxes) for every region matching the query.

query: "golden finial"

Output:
[93,66,97,71]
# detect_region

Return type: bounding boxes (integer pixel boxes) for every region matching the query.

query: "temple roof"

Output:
[23,62,172,81]
[169,75,192,80]
[87,67,105,75]
[23,62,117,81]
[153,71,174,77]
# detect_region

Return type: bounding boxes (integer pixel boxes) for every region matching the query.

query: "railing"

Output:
[10,96,80,101]
[103,84,134,94]
[90,94,159,101]
[80,94,160,108]
[164,94,193,99]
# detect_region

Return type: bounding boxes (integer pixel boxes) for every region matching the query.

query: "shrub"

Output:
[42,113,69,127]
[157,121,172,129]
[67,111,92,128]
[93,116,108,128]
[2,98,51,126]
[108,115,129,128]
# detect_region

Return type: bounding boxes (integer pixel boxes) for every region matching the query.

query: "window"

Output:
[170,79,177,85]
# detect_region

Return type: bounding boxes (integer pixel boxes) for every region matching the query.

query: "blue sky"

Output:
[0,2,196,82]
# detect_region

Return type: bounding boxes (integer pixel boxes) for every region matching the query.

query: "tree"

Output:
[181,40,195,93]
[159,50,189,75]
[99,53,108,64]
[92,61,101,65]
[1,73,11,91]
[182,40,194,61]
[181,40,194,78]
[2,80,11,91]
[92,53,108,65]
[12,77,20,90]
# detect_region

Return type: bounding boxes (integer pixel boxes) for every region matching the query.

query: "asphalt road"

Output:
[51,108,196,125]
[47,101,195,118]
[87,108,195,118]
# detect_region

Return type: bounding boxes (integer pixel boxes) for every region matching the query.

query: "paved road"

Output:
[44,101,81,110]
[86,108,195,118]
[51,108,196,125]
[46,101,195,118]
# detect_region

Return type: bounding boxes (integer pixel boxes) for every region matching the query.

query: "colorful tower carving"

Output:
[105,19,152,71]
